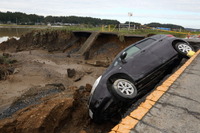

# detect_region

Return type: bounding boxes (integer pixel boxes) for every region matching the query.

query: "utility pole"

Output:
[128,12,132,30]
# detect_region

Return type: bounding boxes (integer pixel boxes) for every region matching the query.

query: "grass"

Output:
[46,25,195,38]
[0,24,48,28]
[0,55,17,65]
[1,24,199,38]
[0,55,17,80]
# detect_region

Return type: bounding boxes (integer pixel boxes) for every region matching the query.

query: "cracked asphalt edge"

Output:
[109,50,200,133]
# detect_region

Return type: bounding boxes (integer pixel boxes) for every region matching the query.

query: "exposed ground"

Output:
[1,30,199,133]
[0,30,143,133]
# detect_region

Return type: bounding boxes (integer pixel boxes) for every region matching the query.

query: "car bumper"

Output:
[88,84,114,120]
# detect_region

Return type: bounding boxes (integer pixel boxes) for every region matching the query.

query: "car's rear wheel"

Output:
[112,79,137,100]
[174,42,194,57]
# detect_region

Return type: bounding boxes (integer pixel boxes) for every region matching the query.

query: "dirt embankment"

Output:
[0,30,79,52]
[0,30,144,133]
[0,30,143,60]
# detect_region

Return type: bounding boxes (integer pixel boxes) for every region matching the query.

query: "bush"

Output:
[0,56,6,64]
[0,55,17,80]
[0,55,17,65]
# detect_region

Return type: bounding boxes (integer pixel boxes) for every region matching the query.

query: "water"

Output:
[0,27,35,37]
[0,27,43,43]
[0,36,20,43]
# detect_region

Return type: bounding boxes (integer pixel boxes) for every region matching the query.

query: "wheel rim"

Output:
[177,43,192,53]
[117,81,134,95]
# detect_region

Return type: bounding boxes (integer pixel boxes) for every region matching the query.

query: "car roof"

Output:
[149,34,167,40]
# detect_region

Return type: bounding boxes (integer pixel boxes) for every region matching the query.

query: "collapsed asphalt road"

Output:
[0,84,66,119]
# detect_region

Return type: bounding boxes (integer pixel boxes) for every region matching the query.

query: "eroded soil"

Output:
[0,49,115,133]
[0,30,142,133]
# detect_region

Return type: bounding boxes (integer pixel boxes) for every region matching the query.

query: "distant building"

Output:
[47,23,51,26]
[7,21,11,24]
[185,28,200,32]
[156,27,171,31]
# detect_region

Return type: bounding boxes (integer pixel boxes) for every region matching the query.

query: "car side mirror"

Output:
[120,52,127,63]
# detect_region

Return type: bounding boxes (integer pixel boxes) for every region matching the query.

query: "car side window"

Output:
[125,46,140,59]
[113,46,140,67]
[136,38,155,49]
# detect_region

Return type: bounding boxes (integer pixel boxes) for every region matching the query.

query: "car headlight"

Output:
[88,76,102,107]
[90,76,102,95]
[89,109,93,119]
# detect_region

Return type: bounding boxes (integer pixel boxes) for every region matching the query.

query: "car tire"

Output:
[174,42,194,57]
[112,79,137,100]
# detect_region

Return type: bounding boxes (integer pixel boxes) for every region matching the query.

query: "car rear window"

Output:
[136,38,155,49]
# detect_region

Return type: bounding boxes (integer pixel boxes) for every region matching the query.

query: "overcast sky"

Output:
[1,0,200,28]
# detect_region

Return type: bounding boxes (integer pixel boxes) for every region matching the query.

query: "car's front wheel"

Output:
[112,79,137,100]
[174,42,194,57]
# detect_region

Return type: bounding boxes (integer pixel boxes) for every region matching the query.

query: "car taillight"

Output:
[167,35,174,37]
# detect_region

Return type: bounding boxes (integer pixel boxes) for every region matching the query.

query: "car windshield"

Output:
[113,46,140,67]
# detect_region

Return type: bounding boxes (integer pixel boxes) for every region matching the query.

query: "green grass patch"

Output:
[0,55,17,65]
[3,24,198,38]
[40,26,190,38]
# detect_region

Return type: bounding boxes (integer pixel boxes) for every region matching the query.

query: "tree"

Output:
[145,22,185,30]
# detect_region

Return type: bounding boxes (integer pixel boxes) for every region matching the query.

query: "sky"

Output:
[1,0,200,29]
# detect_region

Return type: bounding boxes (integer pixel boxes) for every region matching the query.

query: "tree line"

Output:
[0,11,120,25]
[145,22,184,30]
[0,11,185,29]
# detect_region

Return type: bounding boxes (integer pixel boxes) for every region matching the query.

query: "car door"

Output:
[122,39,162,82]
[152,38,177,63]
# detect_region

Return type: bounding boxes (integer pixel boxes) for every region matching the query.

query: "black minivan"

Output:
[88,34,194,122]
